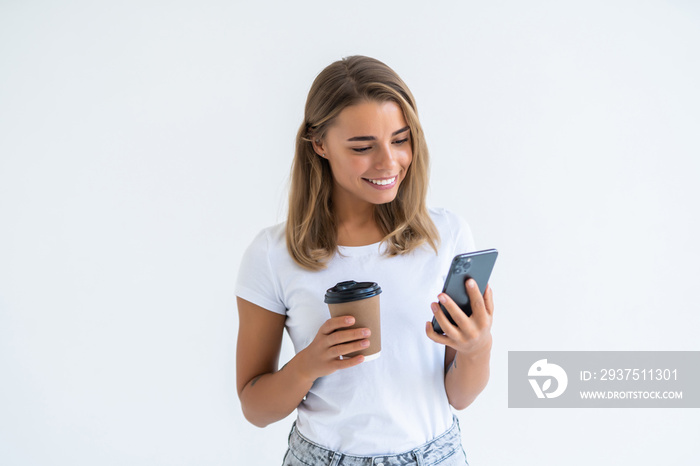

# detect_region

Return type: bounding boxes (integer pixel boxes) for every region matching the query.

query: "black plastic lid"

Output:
[324,281,382,304]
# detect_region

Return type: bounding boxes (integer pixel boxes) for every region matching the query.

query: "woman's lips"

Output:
[363,176,397,189]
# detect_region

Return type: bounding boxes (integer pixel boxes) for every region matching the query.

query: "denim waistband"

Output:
[285,417,465,466]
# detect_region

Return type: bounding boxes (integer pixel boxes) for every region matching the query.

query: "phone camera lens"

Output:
[456,257,471,273]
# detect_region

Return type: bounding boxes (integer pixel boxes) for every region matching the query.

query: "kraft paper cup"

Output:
[325,281,382,361]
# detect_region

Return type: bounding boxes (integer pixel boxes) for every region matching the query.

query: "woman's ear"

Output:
[311,138,327,158]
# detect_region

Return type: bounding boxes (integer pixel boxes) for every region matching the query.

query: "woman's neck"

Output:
[337,217,383,246]
[334,198,383,247]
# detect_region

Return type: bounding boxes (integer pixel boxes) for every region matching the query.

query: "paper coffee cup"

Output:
[324,281,382,361]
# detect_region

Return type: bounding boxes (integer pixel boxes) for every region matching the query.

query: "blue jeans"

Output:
[282,417,469,466]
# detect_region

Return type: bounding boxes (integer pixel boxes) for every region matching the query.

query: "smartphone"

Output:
[432,249,498,334]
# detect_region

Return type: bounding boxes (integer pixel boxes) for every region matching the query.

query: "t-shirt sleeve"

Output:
[448,210,476,256]
[235,229,287,315]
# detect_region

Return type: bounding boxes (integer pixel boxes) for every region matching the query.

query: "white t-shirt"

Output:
[235,207,475,455]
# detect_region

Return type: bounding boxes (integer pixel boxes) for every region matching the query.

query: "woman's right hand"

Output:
[294,316,369,383]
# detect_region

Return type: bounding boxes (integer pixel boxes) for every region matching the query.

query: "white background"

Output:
[1,1,699,465]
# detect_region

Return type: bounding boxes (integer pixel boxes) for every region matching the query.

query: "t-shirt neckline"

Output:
[336,241,387,256]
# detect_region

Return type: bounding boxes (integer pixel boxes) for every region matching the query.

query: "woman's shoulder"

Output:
[428,206,470,231]
[242,221,287,256]
[428,207,475,252]
[236,222,289,315]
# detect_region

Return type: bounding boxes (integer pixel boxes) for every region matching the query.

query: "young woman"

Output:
[236,56,494,466]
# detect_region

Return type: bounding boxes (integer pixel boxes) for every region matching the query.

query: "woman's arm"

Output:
[236,298,308,427]
[237,297,370,427]
[425,281,494,410]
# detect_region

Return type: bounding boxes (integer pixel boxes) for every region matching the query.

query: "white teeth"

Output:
[367,177,396,186]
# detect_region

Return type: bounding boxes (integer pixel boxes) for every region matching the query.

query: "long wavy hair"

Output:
[286,56,439,270]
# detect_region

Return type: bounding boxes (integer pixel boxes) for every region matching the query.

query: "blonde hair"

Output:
[286,56,439,270]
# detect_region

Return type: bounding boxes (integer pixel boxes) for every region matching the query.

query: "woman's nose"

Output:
[374,143,397,170]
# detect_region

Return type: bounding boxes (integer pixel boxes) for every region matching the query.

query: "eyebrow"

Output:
[346,126,410,142]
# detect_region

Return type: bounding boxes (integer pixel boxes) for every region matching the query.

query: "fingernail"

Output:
[362,329,371,337]
[438,294,446,304]
[346,317,355,324]
[361,340,370,347]
[468,279,476,288]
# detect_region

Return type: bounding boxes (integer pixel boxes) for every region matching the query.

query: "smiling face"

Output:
[312,100,413,211]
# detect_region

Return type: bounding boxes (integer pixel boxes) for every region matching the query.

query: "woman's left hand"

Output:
[425,279,494,356]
